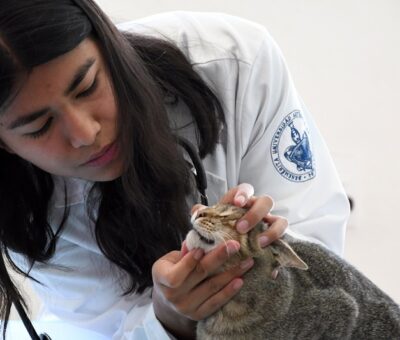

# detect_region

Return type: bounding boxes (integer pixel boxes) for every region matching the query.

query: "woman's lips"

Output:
[84,142,118,167]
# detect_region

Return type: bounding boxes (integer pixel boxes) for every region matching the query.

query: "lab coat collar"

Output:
[51,175,95,208]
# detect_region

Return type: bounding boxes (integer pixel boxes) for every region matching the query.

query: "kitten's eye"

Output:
[191,209,207,223]
[197,210,210,218]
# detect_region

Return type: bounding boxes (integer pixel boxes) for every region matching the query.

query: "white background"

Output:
[12,0,400,320]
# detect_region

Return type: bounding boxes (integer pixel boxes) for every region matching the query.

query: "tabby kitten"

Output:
[185,203,400,340]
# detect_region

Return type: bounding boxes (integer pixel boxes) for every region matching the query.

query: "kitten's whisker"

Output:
[215,232,236,256]
[219,230,234,242]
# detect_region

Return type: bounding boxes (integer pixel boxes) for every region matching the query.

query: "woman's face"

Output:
[0,38,124,182]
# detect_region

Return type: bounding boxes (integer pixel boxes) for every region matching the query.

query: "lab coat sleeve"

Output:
[120,304,174,340]
[235,29,350,256]
[10,236,174,340]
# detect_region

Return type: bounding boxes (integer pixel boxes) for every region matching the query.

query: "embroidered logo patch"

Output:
[271,110,315,182]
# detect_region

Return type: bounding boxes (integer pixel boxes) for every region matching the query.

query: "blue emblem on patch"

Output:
[271,110,315,182]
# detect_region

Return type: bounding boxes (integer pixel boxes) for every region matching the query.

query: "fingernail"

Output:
[194,248,204,260]
[235,195,246,207]
[240,258,254,269]
[232,279,243,290]
[236,220,249,233]
[226,242,240,255]
[259,236,270,248]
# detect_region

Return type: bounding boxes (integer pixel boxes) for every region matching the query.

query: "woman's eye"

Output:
[76,77,98,98]
[25,117,53,139]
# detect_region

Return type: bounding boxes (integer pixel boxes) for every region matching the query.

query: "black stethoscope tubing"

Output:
[13,137,208,340]
[177,137,209,206]
[13,298,50,339]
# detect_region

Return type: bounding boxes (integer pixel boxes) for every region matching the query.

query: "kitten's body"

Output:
[185,203,400,340]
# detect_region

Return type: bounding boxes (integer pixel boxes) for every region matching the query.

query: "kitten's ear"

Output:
[270,239,308,270]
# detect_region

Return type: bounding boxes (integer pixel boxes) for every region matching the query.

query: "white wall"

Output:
[11,0,400,320]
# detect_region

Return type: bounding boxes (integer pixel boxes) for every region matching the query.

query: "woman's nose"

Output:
[62,107,101,148]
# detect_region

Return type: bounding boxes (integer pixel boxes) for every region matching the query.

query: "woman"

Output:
[0,1,350,339]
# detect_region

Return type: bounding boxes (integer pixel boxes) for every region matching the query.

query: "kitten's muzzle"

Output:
[194,229,215,245]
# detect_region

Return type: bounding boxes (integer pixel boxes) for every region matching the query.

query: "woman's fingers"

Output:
[152,248,204,288]
[236,195,274,234]
[193,278,243,320]
[180,240,240,291]
[174,257,254,320]
[154,184,287,325]
[154,239,240,292]
[219,183,254,207]
[152,240,250,321]
[193,183,255,213]
[258,214,288,247]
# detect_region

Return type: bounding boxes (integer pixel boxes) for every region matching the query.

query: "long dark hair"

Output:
[0,0,224,336]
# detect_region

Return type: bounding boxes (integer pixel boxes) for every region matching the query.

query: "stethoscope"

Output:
[13,298,50,340]
[13,137,208,340]
[177,137,209,206]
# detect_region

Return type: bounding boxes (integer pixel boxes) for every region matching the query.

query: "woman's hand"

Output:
[152,183,286,339]
[194,183,288,248]
[152,241,254,339]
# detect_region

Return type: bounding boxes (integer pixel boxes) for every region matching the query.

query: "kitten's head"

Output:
[186,203,249,254]
[185,203,308,276]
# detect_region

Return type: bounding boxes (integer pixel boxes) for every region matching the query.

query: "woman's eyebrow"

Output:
[7,57,96,130]
[64,57,96,95]
[8,108,48,130]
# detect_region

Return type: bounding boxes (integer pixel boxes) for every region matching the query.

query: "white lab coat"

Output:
[10,11,350,340]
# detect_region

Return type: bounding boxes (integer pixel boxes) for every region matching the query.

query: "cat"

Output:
[185,203,400,340]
